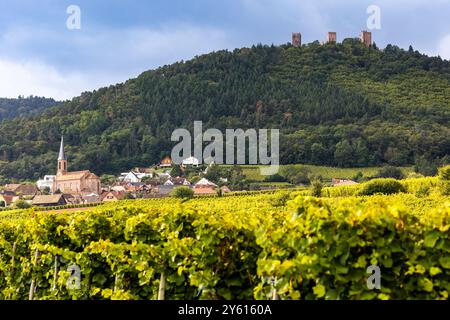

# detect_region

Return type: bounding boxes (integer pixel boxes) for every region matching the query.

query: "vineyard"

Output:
[0,176,449,300]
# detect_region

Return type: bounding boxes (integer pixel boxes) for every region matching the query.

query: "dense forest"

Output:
[0,39,449,181]
[0,96,59,121]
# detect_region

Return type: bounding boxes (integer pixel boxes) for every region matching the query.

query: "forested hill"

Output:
[0,96,59,121]
[1,39,450,181]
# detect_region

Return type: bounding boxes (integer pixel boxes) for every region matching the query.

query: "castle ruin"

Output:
[292,32,301,47]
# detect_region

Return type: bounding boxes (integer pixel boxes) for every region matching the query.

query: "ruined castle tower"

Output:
[360,31,372,47]
[327,32,337,43]
[292,32,301,47]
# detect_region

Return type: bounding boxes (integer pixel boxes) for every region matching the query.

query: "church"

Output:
[52,137,101,195]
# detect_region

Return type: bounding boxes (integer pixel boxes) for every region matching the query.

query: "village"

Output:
[0,137,359,209]
[0,137,238,208]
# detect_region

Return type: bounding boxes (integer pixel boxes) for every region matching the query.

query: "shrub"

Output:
[280,166,311,185]
[15,199,31,209]
[438,165,450,181]
[415,185,430,198]
[438,166,450,196]
[375,166,405,180]
[264,174,287,183]
[269,191,291,207]
[171,186,194,199]
[310,180,323,197]
[359,178,407,196]
[414,157,438,176]
[352,171,364,182]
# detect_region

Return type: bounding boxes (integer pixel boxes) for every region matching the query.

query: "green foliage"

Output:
[171,186,194,199]
[100,174,117,185]
[0,184,448,300]
[359,178,407,196]
[124,193,135,200]
[438,166,450,195]
[310,180,323,197]
[279,166,311,185]
[204,164,224,184]
[14,200,31,209]
[415,157,439,177]
[170,165,183,178]
[0,96,58,121]
[255,196,450,300]
[375,166,405,180]
[263,174,287,183]
[415,185,431,198]
[0,43,449,180]
[438,165,450,181]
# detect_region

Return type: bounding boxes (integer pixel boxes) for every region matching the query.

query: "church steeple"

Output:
[57,136,67,175]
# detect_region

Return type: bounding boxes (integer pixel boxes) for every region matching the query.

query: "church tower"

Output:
[57,136,67,176]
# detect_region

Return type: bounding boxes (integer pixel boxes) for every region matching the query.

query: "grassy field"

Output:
[231,164,414,182]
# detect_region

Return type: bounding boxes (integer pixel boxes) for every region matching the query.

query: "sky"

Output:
[0,0,449,100]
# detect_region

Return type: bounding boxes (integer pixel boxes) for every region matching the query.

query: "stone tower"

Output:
[360,31,372,47]
[327,32,337,43]
[292,32,301,47]
[57,136,67,176]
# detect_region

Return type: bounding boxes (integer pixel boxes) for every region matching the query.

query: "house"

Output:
[133,167,155,175]
[4,184,39,196]
[160,156,173,168]
[111,185,126,192]
[36,175,56,191]
[332,178,358,187]
[53,137,101,196]
[193,178,217,196]
[120,172,140,183]
[157,172,172,181]
[154,185,175,197]
[182,156,200,167]
[220,186,232,194]
[120,171,153,183]
[32,194,67,207]
[125,182,147,192]
[193,186,217,196]
[82,193,101,204]
[0,194,19,207]
[164,177,191,186]
[101,191,125,202]
[194,178,218,188]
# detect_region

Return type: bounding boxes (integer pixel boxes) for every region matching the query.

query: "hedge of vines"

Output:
[0,194,448,300]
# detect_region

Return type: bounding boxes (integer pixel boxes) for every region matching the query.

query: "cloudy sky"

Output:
[0,0,449,100]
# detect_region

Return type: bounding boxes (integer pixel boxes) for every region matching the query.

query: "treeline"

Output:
[0,96,59,121]
[0,40,449,181]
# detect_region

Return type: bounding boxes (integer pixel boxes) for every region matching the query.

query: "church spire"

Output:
[58,136,66,161]
[57,136,67,175]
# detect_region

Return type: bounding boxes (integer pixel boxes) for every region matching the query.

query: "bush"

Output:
[359,178,407,196]
[438,165,450,181]
[171,186,194,199]
[264,174,287,183]
[310,180,323,197]
[352,171,364,182]
[438,166,450,195]
[375,166,405,180]
[15,199,31,209]
[415,185,430,198]
[280,166,311,185]
[414,157,438,176]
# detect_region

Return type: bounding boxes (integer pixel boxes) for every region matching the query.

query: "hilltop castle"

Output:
[291,30,373,47]
[52,136,101,195]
